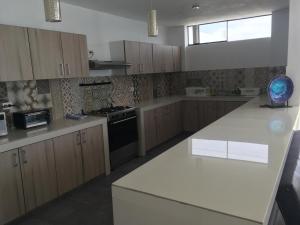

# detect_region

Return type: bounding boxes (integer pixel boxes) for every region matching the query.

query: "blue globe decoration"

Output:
[268,75,294,104]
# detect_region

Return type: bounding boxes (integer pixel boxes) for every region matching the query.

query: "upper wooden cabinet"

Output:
[28,28,89,79]
[0,24,34,81]
[0,149,25,225]
[19,140,58,212]
[123,41,153,75]
[172,46,181,72]
[153,44,177,73]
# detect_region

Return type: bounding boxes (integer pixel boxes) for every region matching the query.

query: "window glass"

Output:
[199,22,227,44]
[228,15,272,41]
[187,26,194,45]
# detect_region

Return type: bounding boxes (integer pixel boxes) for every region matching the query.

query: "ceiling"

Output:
[61,0,289,26]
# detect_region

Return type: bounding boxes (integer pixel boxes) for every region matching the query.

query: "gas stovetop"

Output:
[89,106,136,122]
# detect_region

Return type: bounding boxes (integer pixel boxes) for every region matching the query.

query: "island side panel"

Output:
[112,186,262,225]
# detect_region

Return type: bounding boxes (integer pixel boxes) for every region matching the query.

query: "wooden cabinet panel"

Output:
[81,126,106,182]
[78,34,89,77]
[0,24,33,81]
[163,45,174,73]
[144,110,158,151]
[28,28,64,79]
[20,140,58,212]
[53,132,83,195]
[124,41,140,75]
[224,101,245,114]
[153,44,164,73]
[139,42,153,74]
[183,101,199,132]
[172,46,181,72]
[203,101,217,127]
[0,150,25,224]
[61,32,83,78]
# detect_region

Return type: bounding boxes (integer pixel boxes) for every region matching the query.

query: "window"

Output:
[187,15,272,45]
[199,22,227,44]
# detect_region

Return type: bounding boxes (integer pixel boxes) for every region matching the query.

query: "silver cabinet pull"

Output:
[65,64,71,75]
[12,153,18,167]
[59,64,65,76]
[20,150,28,164]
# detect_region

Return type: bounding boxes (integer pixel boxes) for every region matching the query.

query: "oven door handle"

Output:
[110,116,137,125]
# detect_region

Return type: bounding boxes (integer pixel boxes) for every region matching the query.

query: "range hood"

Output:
[89,60,132,70]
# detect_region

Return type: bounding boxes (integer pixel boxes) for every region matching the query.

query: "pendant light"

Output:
[44,0,62,22]
[148,0,158,37]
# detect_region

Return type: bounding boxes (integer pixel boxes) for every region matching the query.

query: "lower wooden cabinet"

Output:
[183,101,200,132]
[20,140,58,212]
[0,150,25,225]
[144,109,158,151]
[53,131,84,195]
[81,125,106,182]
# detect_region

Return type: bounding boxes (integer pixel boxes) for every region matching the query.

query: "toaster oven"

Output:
[13,109,51,129]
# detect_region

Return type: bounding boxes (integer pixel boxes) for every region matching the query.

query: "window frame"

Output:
[187,14,272,46]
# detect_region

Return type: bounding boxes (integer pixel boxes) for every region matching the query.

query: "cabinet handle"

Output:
[76,132,81,145]
[59,64,65,76]
[65,64,71,75]
[11,153,18,167]
[20,150,28,164]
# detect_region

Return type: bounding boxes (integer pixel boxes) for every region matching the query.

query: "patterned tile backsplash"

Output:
[0,66,286,120]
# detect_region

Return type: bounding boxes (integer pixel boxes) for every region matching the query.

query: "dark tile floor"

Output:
[9,133,191,225]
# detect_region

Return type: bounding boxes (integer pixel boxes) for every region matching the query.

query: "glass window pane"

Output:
[188,26,194,45]
[228,15,272,41]
[199,22,227,44]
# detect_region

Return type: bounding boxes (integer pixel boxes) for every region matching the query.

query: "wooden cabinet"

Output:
[19,140,58,212]
[0,150,25,225]
[61,32,83,78]
[144,103,183,151]
[0,24,33,81]
[183,101,200,132]
[144,110,157,151]
[28,28,64,79]
[153,44,175,73]
[124,41,140,75]
[139,42,153,74]
[123,41,153,75]
[78,34,89,76]
[172,46,181,72]
[53,132,83,195]
[29,28,89,79]
[81,126,106,182]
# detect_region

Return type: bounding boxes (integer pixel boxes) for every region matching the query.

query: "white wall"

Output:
[287,0,300,105]
[0,0,167,61]
[167,8,289,71]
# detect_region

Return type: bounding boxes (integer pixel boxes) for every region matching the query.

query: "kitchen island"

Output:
[112,97,300,225]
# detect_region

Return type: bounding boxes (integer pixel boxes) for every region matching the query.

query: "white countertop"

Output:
[135,95,254,111]
[113,97,300,224]
[0,116,107,153]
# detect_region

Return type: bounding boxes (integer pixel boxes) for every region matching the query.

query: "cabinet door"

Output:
[144,109,158,151]
[163,45,174,73]
[28,28,64,79]
[0,150,25,225]
[139,42,153,74]
[61,32,83,78]
[124,41,140,75]
[0,25,33,81]
[203,101,218,127]
[172,46,181,72]
[81,126,106,182]
[173,102,183,135]
[53,132,83,195]
[19,140,58,212]
[183,101,199,132]
[78,34,89,77]
[153,44,164,73]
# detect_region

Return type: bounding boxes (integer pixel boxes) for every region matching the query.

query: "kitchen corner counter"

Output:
[135,95,253,111]
[0,116,107,153]
[113,97,300,225]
